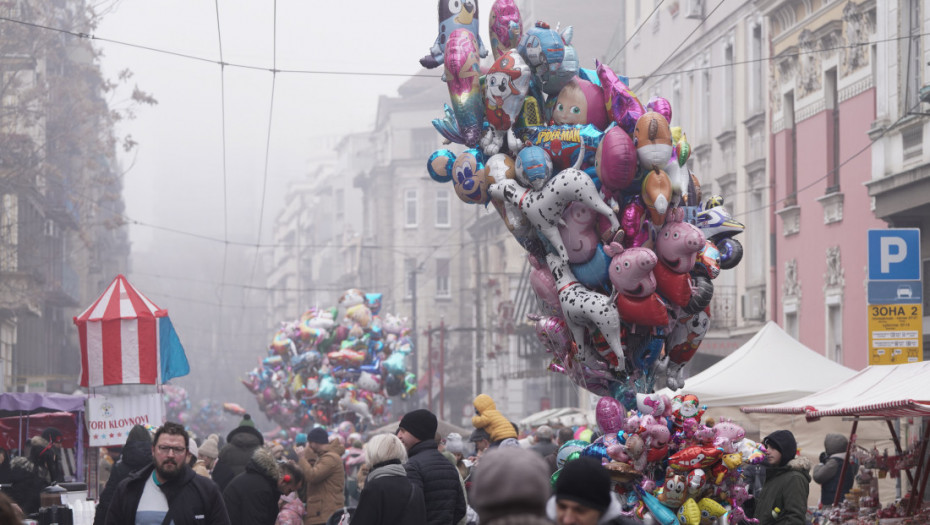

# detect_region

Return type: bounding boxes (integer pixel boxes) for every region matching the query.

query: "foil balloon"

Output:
[527,255,560,313]
[427,148,492,204]
[595,396,625,435]
[596,126,638,197]
[596,60,644,134]
[516,21,574,96]
[620,196,650,248]
[485,50,532,132]
[488,0,523,60]
[677,498,701,525]
[603,242,657,298]
[641,168,672,227]
[552,78,608,131]
[515,124,603,172]
[420,0,487,69]
[646,96,672,124]
[432,29,484,147]
[514,145,553,190]
[633,111,673,170]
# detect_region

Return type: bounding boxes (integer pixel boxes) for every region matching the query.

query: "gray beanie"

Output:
[470,447,550,521]
[445,433,465,455]
[199,436,219,459]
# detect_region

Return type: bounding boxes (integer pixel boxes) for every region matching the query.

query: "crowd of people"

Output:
[0,392,863,524]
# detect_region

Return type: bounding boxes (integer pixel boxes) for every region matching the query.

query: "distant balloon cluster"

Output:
[162,384,230,439]
[420,0,745,397]
[241,289,415,437]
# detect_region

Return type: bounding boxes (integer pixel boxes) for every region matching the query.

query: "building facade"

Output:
[763,0,880,370]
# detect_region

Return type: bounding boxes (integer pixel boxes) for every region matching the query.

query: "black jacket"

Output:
[222,448,280,525]
[5,456,47,515]
[93,438,153,525]
[211,426,263,492]
[104,463,230,525]
[352,462,427,525]
[404,439,466,525]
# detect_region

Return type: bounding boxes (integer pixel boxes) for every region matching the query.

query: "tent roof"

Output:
[742,360,930,419]
[661,321,858,407]
[519,407,595,428]
[75,274,165,323]
[0,392,85,416]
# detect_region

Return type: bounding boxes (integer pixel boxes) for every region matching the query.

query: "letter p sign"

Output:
[869,229,921,281]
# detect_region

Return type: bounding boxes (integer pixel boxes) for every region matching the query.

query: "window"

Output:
[436,189,451,227]
[335,189,345,223]
[784,91,797,206]
[405,189,418,228]
[436,258,450,298]
[825,68,840,192]
[723,42,734,129]
[750,24,763,114]
[405,258,417,298]
[412,128,438,159]
[748,179,765,285]
[0,194,17,271]
[785,308,799,340]
[827,302,843,363]
[701,66,711,139]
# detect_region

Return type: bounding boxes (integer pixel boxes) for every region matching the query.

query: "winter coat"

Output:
[298,439,345,525]
[471,394,517,442]
[351,461,427,525]
[530,440,558,459]
[29,436,64,484]
[93,437,153,525]
[405,439,467,525]
[752,456,812,525]
[812,434,856,506]
[275,491,306,525]
[6,456,47,515]
[0,449,13,484]
[223,448,281,525]
[213,425,264,492]
[104,463,231,525]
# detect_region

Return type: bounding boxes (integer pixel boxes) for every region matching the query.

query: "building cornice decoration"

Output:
[816,191,845,224]
[823,246,845,291]
[796,99,826,123]
[842,1,872,76]
[797,29,823,98]
[784,258,801,298]
[775,205,801,236]
[838,74,873,103]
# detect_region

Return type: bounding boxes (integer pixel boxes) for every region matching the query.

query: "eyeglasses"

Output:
[156,445,187,455]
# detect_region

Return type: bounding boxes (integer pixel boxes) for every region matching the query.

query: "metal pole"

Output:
[833,417,858,506]
[411,269,418,408]
[474,230,483,397]
[887,419,916,487]
[440,318,445,421]
[427,322,433,412]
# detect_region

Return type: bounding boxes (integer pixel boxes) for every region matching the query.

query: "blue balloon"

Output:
[569,244,611,292]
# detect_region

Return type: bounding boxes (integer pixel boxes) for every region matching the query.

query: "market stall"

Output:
[0,392,87,482]
[743,361,930,521]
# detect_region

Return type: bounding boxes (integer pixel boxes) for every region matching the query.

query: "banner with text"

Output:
[86,393,164,447]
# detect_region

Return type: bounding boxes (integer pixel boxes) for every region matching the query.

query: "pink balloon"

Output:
[596,396,625,435]
[597,126,638,196]
[646,96,672,124]
[528,255,560,312]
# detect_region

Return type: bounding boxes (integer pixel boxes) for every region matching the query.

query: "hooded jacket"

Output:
[351,461,427,525]
[812,433,856,506]
[471,394,517,442]
[753,456,812,525]
[223,447,281,525]
[275,491,305,525]
[298,438,345,525]
[104,462,230,525]
[93,425,153,525]
[405,439,466,525]
[213,425,264,492]
[7,456,47,514]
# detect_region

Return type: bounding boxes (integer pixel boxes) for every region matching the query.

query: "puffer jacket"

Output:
[752,456,812,525]
[213,425,264,491]
[352,461,427,525]
[812,434,856,506]
[93,432,153,525]
[7,456,47,514]
[471,394,517,442]
[405,439,466,525]
[275,491,305,525]
[298,439,345,525]
[223,447,281,525]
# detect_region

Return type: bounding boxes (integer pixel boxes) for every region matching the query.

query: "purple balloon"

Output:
[596,395,625,435]
[646,96,672,124]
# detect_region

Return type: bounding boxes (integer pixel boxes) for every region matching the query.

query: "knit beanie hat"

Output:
[199,435,219,459]
[471,447,550,521]
[239,414,256,428]
[399,409,438,442]
[764,430,798,466]
[445,433,465,455]
[307,427,329,445]
[554,457,611,514]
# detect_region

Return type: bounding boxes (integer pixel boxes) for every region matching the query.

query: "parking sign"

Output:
[868,229,921,281]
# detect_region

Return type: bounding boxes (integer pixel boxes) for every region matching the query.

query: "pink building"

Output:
[766,0,880,370]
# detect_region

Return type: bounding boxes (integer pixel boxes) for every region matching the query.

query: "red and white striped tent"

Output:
[741,360,930,419]
[74,275,187,387]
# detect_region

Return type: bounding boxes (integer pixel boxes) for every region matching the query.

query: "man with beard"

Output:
[105,421,230,525]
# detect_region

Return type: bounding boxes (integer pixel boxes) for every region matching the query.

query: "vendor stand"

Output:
[743,360,930,523]
[0,392,86,482]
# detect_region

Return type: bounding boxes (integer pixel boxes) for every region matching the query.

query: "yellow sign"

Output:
[868,304,923,365]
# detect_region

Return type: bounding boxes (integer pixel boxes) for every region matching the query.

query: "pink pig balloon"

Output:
[603,242,658,297]
[596,396,626,435]
[655,213,705,273]
[558,203,600,264]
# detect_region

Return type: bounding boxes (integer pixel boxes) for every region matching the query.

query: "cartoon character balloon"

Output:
[420,0,488,69]
[488,0,522,60]
[485,50,532,132]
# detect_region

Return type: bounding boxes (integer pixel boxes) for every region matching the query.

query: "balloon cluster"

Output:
[161,384,231,438]
[241,289,416,435]
[421,0,745,396]
[553,393,764,524]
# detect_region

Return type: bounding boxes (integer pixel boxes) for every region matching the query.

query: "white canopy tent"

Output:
[659,321,858,406]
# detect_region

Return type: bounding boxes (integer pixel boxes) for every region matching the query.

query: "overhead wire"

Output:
[214,0,231,335]
[604,0,665,68]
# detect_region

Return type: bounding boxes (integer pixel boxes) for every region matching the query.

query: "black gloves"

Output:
[819,452,828,464]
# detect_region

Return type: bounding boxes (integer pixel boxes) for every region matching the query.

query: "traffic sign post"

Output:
[867,229,923,365]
